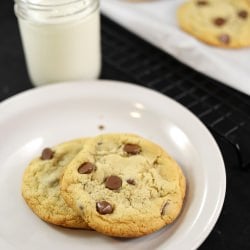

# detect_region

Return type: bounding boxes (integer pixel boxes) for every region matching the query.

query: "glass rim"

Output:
[14,0,99,22]
[15,0,90,8]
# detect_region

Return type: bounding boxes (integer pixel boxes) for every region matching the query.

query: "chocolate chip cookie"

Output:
[22,139,90,228]
[177,0,250,48]
[61,134,186,237]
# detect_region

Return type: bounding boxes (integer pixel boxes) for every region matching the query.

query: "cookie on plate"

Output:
[177,0,250,48]
[22,139,90,229]
[61,133,186,237]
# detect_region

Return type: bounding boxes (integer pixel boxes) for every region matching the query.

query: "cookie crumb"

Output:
[98,125,105,130]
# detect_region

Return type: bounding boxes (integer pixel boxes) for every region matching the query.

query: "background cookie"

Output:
[177,0,250,48]
[22,139,90,229]
[61,133,186,237]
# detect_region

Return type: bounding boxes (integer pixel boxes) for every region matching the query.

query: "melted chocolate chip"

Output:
[123,143,141,155]
[105,175,122,190]
[127,179,136,185]
[96,201,113,214]
[218,34,230,44]
[78,162,95,174]
[197,0,208,6]
[213,17,226,26]
[41,148,54,160]
[238,10,248,19]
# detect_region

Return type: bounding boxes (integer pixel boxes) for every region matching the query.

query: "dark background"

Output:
[1,1,250,249]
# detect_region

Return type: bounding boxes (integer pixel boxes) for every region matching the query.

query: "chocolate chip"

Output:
[123,143,141,155]
[197,0,208,6]
[96,201,113,214]
[161,202,169,216]
[218,34,230,44]
[105,175,122,190]
[213,17,226,26]
[127,179,136,185]
[238,10,248,19]
[41,148,54,160]
[78,162,95,174]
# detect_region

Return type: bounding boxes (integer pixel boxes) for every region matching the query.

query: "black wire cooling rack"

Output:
[100,15,250,169]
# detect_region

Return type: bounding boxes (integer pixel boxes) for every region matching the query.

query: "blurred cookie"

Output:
[61,133,186,237]
[177,0,250,48]
[22,139,90,229]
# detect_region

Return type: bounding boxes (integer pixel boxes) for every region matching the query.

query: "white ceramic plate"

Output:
[0,80,226,250]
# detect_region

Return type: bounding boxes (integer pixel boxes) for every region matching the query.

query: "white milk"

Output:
[15,0,101,86]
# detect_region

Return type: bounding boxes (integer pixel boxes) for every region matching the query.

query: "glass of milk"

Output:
[14,0,101,86]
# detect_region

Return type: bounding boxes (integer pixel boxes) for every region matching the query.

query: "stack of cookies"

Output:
[22,133,186,238]
[178,0,250,48]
